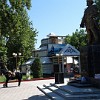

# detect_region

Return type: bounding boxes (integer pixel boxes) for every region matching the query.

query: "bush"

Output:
[31,58,43,78]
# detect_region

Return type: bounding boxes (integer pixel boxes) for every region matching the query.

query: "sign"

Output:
[48,44,66,56]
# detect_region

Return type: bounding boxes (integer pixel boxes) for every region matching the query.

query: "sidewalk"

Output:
[1,78,100,100]
[0,78,56,100]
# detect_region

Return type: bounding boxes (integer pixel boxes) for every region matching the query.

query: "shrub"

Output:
[31,58,43,78]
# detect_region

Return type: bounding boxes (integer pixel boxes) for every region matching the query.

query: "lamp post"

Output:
[54,53,64,84]
[56,53,64,73]
[12,53,21,70]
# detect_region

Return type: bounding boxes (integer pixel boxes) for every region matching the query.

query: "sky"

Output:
[28,0,86,49]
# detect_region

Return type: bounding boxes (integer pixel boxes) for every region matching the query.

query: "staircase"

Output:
[37,83,100,100]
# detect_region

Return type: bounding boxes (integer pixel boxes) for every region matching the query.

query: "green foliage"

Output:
[95,0,100,26]
[0,0,37,70]
[96,0,100,9]
[9,0,31,10]
[31,58,43,78]
[0,0,31,36]
[0,75,6,82]
[0,75,33,82]
[65,29,87,50]
[6,11,37,69]
[0,36,7,61]
[6,9,37,59]
[22,75,33,80]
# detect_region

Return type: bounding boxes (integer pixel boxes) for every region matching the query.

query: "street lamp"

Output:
[54,53,64,84]
[12,53,22,70]
[56,53,64,73]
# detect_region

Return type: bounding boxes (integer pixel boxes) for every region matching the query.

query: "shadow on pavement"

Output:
[1,85,18,88]
[28,95,50,100]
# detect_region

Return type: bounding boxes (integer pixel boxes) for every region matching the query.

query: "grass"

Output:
[22,75,33,80]
[0,75,33,82]
[0,75,6,82]
[0,74,52,82]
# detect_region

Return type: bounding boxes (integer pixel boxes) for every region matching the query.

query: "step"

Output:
[37,86,65,100]
[50,83,73,94]
[50,83,100,99]
[43,84,100,99]
[38,83,100,100]
[68,81,92,87]
[43,84,70,99]
[51,83,100,95]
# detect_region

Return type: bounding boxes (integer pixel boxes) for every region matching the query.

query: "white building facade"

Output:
[32,33,80,75]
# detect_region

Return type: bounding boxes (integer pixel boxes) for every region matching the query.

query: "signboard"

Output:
[48,44,66,56]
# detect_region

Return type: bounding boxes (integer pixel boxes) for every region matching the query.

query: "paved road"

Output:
[0,79,56,100]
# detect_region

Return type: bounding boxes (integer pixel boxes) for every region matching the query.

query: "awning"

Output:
[22,57,52,66]
[41,57,52,64]
[22,58,35,66]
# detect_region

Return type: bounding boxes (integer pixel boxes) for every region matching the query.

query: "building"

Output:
[22,33,80,76]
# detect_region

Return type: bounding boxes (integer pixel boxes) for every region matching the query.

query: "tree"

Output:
[31,58,43,78]
[96,0,100,24]
[96,0,100,9]
[6,9,37,70]
[0,0,31,36]
[65,29,87,50]
[0,0,37,70]
[0,36,7,62]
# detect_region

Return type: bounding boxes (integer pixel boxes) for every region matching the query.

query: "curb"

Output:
[0,77,54,84]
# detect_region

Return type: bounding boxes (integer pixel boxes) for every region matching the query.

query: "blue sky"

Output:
[28,0,86,49]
